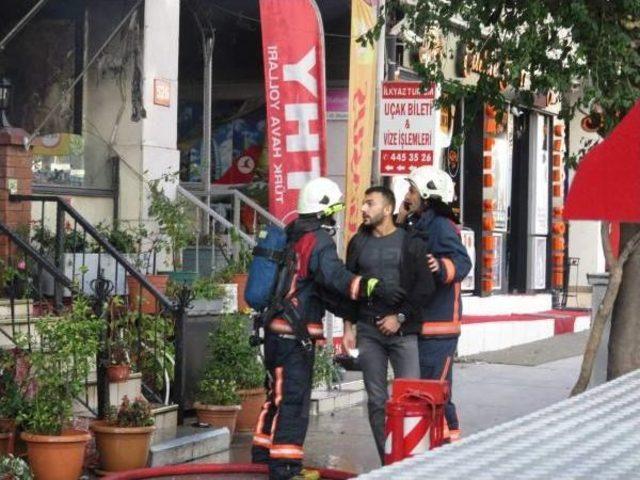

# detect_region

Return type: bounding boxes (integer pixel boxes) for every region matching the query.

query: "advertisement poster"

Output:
[491,113,513,232]
[529,114,550,235]
[259,0,327,222]
[343,0,379,245]
[378,81,437,175]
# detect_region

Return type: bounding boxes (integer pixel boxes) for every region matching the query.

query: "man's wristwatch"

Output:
[397,313,406,324]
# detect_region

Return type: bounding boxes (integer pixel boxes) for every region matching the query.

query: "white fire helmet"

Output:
[297,177,345,217]
[406,166,455,204]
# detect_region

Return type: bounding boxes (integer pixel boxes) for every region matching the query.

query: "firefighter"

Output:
[251,177,405,480]
[397,166,472,442]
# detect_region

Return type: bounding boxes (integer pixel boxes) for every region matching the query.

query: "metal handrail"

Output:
[9,194,173,310]
[0,220,76,292]
[212,188,285,229]
[176,185,257,247]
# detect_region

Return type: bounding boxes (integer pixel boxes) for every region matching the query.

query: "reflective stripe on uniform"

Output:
[441,258,456,284]
[252,432,272,448]
[270,443,304,459]
[269,367,284,444]
[440,356,452,381]
[421,321,461,336]
[269,318,324,338]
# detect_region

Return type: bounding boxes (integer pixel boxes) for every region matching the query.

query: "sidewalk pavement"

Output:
[202,333,586,476]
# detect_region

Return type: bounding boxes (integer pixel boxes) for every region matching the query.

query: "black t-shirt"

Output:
[354,228,405,318]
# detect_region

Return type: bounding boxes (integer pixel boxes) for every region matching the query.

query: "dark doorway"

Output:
[508,112,530,292]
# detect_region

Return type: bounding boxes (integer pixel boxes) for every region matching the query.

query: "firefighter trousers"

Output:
[252,332,315,480]
[418,336,459,431]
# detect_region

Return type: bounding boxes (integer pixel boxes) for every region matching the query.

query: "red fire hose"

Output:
[103,463,355,480]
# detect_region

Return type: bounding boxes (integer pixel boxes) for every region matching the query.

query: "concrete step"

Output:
[73,372,144,415]
[310,379,366,416]
[0,299,33,319]
[149,422,230,467]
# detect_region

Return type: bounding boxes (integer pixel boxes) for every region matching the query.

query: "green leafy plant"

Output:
[124,312,175,393]
[312,345,343,390]
[199,313,263,390]
[196,378,240,406]
[0,349,25,424]
[191,276,225,301]
[96,221,147,254]
[147,176,197,271]
[213,229,253,283]
[105,395,154,428]
[0,455,33,480]
[16,298,104,435]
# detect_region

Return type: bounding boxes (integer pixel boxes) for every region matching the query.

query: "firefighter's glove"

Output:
[363,278,406,305]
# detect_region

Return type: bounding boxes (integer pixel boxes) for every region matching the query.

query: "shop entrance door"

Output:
[508,112,530,292]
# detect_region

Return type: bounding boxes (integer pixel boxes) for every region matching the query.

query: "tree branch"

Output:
[571,224,640,396]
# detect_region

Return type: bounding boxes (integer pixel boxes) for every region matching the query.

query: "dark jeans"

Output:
[418,336,459,430]
[357,321,420,463]
[252,333,314,480]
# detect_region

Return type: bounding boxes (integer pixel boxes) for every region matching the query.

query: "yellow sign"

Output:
[344,0,379,247]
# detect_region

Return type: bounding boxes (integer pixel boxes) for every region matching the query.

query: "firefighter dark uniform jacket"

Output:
[345,226,436,335]
[409,208,472,338]
[268,217,363,339]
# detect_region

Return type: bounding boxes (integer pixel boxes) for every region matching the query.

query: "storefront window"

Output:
[1,0,115,192]
[31,133,85,187]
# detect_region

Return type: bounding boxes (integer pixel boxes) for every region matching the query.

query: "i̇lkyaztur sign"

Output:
[378,81,437,175]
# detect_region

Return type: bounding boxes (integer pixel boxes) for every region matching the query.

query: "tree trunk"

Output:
[608,223,640,379]
[571,223,640,396]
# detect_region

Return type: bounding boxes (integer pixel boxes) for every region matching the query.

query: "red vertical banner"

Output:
[259,0,327,222]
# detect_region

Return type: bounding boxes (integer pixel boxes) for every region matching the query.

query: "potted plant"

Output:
[215,230,252,311]
[107,337,131,383]
[0,455,33,480]
[126,231,169,314]
[147,176,198,284]
[168,276,236,314]
[193,378,241,434]
[105,300,133,383]
[91,395,155,473]
[16,298,103,480]
[197,313,265,432]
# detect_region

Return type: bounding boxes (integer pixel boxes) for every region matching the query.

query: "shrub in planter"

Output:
[198,313,265,431]
[91,396,155,473]
[194,378,241,434]
[147,176,197,273]
[16,298,103,480]
[106,304,133,383]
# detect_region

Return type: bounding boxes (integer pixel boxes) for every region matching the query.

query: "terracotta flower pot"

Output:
[236,388,267,432]
[91,421,156,473]
[0,431,14,455]
[107,364,131,383]
[194,402,241,434]
[21,429,91,480]
[232,273,249,312]
[126,274,169,314]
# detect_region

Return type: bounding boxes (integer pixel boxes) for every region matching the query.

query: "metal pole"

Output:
[371,0,387,185]
[202,33,215,227]
[53,205,65,312]
[0,0,52,51]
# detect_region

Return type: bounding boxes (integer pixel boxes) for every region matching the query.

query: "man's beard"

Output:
[363,212,385,227]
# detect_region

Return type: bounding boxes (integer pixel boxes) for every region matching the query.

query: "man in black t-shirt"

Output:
[343,186,435,463]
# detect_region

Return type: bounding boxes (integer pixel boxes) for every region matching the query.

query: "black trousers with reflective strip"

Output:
[252,332,314,480]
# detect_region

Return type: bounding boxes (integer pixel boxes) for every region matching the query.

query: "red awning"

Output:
[565,100,640,222]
